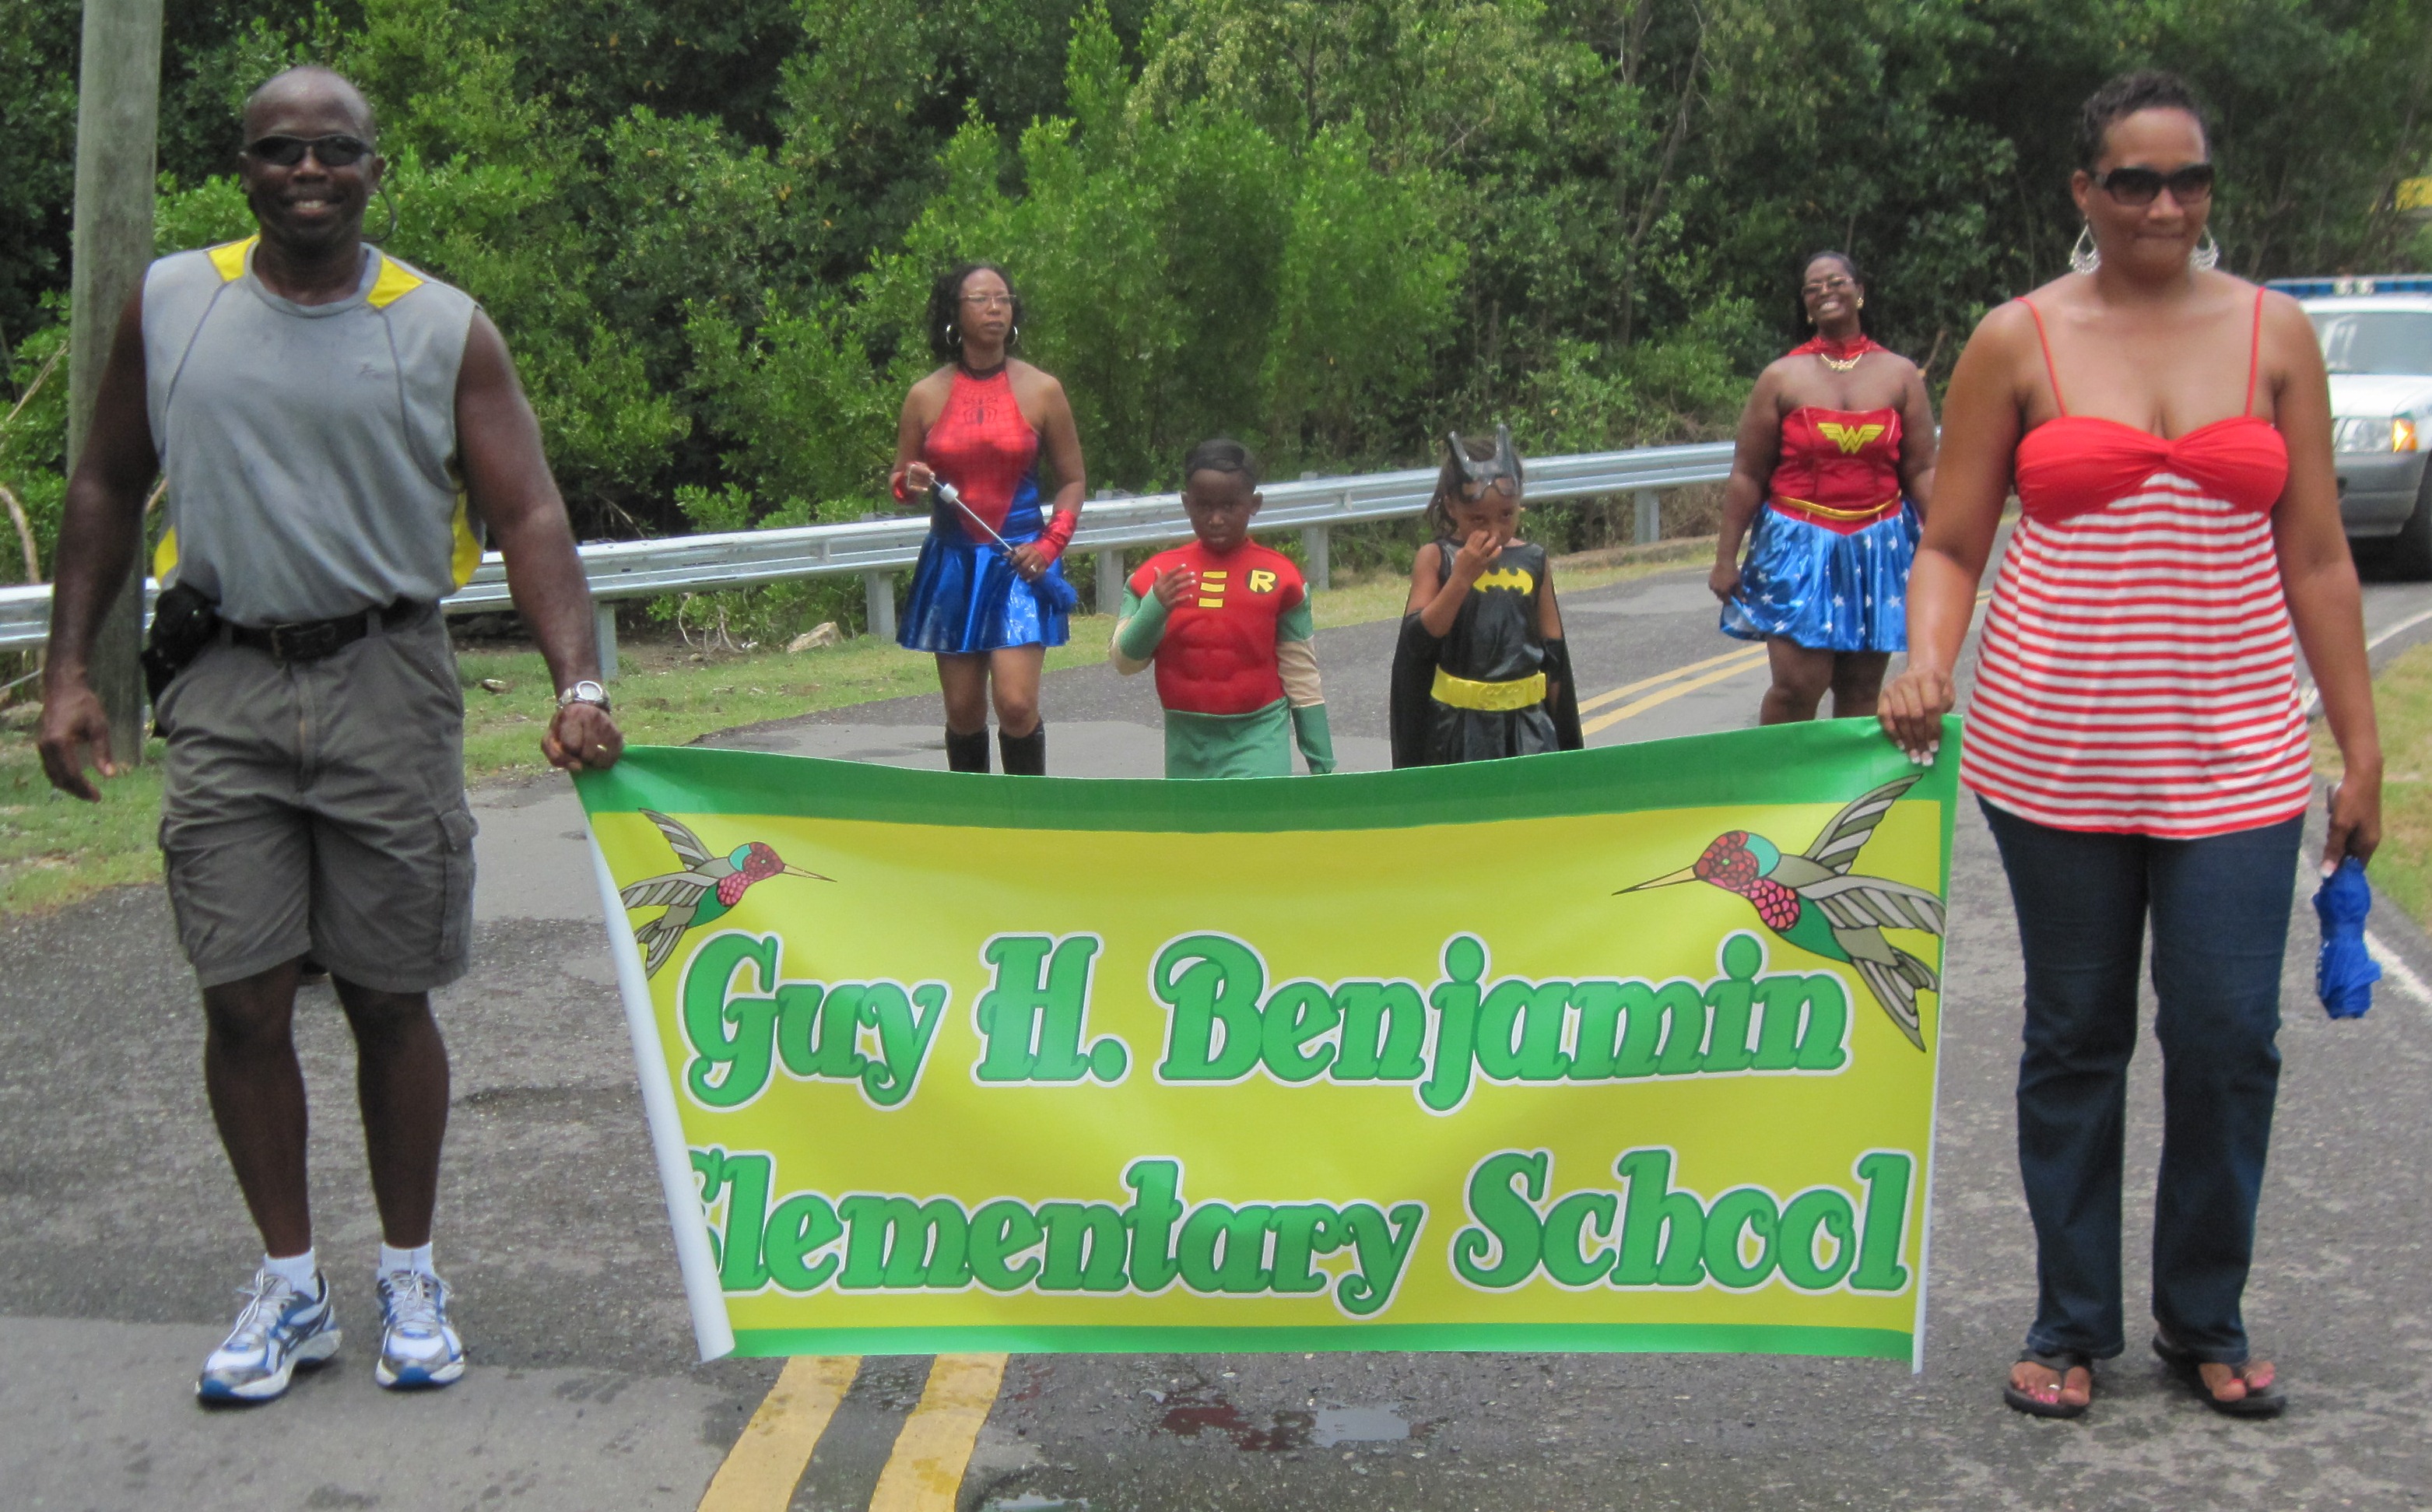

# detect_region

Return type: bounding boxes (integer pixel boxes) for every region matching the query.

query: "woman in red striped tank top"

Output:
[1882,72,2383,1421]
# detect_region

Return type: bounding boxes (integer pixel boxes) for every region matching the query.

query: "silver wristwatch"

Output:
[556,679,612,714]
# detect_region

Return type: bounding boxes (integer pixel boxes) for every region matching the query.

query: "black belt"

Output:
[227,600,429,664]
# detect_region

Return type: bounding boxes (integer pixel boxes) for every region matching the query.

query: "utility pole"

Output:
[65,0,165,761]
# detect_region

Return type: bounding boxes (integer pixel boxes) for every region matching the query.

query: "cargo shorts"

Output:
[155,603,477,992]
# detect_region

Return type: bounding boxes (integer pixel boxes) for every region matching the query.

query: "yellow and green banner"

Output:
[574,719,1957,1366]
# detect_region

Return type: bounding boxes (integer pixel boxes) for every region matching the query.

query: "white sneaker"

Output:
[374,1268,465,1388]
[196,1269,341,1403]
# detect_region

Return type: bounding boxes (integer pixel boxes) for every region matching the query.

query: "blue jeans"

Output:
[1979,798,2303,1365]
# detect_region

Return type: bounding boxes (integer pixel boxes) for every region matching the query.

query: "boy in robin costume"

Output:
[1389,426,1584,766]
[1111,439,1335,778]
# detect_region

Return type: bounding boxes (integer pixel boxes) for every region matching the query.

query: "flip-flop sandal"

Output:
[2002,1349,2093,1419]
[2152,1333,2286,1419]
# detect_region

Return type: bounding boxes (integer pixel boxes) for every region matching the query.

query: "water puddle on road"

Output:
[1154,1393,1409,1452]
[1313,1406,1410,1447]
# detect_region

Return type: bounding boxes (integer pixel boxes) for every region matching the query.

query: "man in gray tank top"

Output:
[38,66,623,1405]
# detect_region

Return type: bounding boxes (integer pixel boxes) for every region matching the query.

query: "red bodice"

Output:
[1768,407,1905,532]
[922,367,1041,541]
[2012,290,2287,524]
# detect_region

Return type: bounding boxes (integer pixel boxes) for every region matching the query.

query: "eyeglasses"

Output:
[2093,163,2214,206]
[1802,275,1858,296]
[959,291,1014,309]
[244,134,373,168]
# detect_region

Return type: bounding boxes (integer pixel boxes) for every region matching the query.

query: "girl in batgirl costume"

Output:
[1389,427,1584,767]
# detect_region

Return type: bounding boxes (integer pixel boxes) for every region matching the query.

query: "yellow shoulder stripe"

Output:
[205,237,258,282]
[450,493,483,588]
[367,253,424,310]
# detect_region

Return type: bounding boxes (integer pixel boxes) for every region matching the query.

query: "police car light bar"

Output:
[2269,275,2432,297]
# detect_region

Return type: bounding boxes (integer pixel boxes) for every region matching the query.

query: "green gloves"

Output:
[1292,702,1337,775]
[1113,588,1169,662]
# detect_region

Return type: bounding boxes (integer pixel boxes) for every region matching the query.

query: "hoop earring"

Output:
[1009,324,1020,349]
[2069,223,2100,275]
[2190,229,2221,272]
[945,321,959,349]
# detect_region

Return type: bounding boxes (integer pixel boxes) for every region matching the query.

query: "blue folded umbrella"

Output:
[2313,856,2381,1020]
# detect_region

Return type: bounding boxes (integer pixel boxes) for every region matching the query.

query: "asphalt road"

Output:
[5,560,2431,1512]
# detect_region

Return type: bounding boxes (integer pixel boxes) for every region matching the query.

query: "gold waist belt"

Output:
[1772,493,1901,524]
[1431,667,1547,712]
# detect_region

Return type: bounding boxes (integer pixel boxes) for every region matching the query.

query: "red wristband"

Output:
[1037,508,1078,559]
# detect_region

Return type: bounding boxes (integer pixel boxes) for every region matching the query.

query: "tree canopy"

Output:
[4,0,2427,588]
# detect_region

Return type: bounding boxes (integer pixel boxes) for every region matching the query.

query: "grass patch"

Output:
[0,538,1714,916]
[0,743,171,912]
[2316,637,2432,931]
[455,616,1124,783]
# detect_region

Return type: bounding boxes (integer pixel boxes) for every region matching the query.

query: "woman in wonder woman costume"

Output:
[891,262,1087,774]
[1710,251,1939,722]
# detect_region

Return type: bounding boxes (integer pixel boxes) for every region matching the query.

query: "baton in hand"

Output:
[932,479,1016,553]
[932,479,1080,612]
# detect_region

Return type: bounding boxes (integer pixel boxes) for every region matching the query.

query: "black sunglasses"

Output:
[244,134,374,168]
[2093,163,2214,207]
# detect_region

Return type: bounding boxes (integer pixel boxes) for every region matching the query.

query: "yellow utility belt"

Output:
[1431,668,1547,711]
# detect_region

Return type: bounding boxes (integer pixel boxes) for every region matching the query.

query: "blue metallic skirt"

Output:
[897,497,1072,654]
[1720,501,1919,653]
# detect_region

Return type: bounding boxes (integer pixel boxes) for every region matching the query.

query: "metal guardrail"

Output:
[0,439,1735,671]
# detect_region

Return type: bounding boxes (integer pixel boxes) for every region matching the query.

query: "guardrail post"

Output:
[1300,525,1331,591]
[1094,549,1124,615]
[1633,491,1662,546]
[863,570,897,643]
[594,600,619,682]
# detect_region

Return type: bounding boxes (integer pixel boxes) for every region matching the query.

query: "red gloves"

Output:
[1036,508,1079,562]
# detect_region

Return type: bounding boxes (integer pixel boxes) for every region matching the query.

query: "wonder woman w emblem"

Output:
[1816,422,1886,455]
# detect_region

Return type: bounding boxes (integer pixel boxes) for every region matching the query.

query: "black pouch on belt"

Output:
[141,581,222,713]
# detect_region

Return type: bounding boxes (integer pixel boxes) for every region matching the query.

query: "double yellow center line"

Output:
[1577,645,1771,735]
[1574,587,1996,738]
[697,1353,1008,1512]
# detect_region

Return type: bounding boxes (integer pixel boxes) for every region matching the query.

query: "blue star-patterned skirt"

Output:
[1720,500,1919,653]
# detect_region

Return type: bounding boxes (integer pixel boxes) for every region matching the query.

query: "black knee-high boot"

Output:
[998,724,1047,777]
[945,727,991,774]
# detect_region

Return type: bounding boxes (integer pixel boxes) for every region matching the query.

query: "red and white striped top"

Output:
[1960,293,2313,837]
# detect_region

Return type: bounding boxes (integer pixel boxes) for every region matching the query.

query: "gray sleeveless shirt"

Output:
[142,238,480,626]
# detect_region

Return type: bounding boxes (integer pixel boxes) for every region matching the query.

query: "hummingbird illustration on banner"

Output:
[619,810,830,977]
[1616,775,1944,1049]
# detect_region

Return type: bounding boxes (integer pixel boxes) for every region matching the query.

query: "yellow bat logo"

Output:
[1817,422,1886,455]
[1471,567,1536,595]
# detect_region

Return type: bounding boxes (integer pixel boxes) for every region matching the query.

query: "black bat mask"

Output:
[1446,423,1521,493]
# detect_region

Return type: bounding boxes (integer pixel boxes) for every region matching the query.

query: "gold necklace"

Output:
[1815,349,1864,373]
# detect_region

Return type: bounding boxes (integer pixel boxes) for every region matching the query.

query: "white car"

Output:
[2271,275,2432,577]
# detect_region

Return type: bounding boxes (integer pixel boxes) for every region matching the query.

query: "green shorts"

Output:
[155,605,477,992]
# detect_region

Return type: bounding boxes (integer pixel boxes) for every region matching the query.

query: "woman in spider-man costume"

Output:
[890,261,1088,775]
